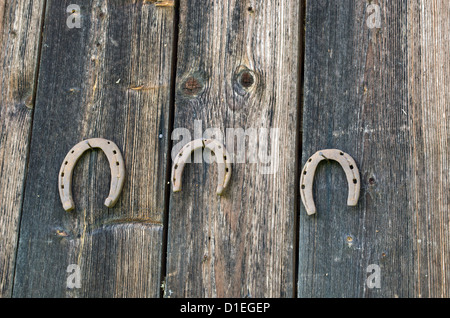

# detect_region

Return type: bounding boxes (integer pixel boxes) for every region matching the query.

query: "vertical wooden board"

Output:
[407,0,450,297]
[0,0,45,297]
[298,0,414,297]
[165,0,300,297]
[13,0,175,297]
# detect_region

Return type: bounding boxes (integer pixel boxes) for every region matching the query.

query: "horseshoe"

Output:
[300,149,360,215]
[172,139,232,195]
[58,138,126,211]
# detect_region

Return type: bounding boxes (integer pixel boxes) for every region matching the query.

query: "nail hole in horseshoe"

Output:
[116,161,120,166]
[353,179,357,184]
[113,150,117,154]
[308,158,312,162]
[340,152,344,155]
[301,184,305,189]
[61,185,64,189]
[350,165,354,169]
[174,164,178,169]
[65,161,68,165]
[303,171,307,175]
[61,172,64,177]
[226,168,229,172]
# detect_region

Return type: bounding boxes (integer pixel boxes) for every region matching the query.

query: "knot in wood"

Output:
[182,77,203,95]
[240,71,254,88]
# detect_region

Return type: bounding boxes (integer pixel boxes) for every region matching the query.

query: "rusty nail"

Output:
[56,230,69,237]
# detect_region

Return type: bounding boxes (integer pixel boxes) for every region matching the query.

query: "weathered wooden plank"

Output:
[407,0,450,297]
[165,0,301,297]
[298,0,413,297]
[0,0,45,297]
[13,0,175,297]
[299,0,450,298]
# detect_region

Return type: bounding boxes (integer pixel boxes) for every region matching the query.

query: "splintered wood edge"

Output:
[58,138,126,211]
[171,139,232,195]
[300,149,360,215]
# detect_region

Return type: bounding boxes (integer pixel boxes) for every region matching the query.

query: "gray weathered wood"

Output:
[13,0,175,297]
[0,0,45,297]
[2,0,447,299]
[299,0,412,298]
[299,0,449,297]
[407,0,450,298]
[164,0,301,297]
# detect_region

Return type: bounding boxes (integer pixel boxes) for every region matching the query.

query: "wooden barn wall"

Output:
[0,0,447,298]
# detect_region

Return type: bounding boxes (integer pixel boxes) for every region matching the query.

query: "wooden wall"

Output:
[0,0,448,298]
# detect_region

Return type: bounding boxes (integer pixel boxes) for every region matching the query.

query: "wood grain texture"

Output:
[0,0,45,297]
[299,0,449,298]
[165,0,301,297]
[3,0,447,298]
[298,0,413,297]
[13,0,175,297]
[407,0,450,297]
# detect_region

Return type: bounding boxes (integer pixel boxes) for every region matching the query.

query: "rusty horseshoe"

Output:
[172,139,232,195]
[300,149,360,215]
[58,138,126,211]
